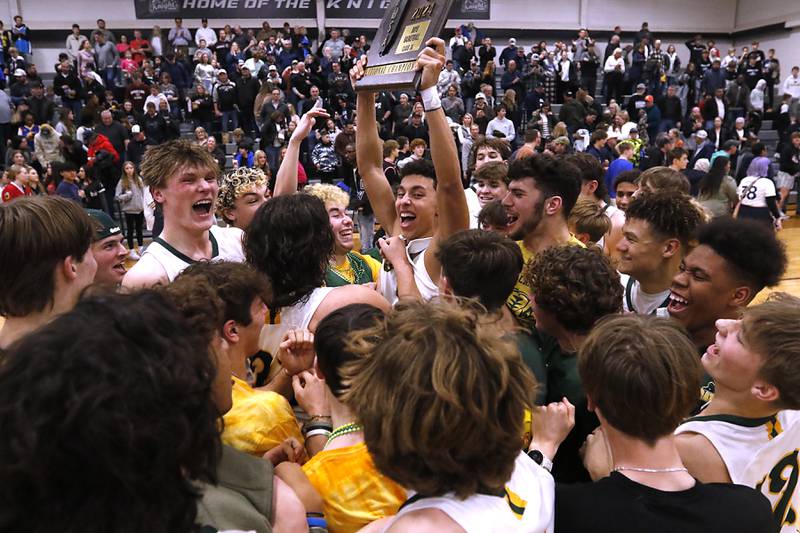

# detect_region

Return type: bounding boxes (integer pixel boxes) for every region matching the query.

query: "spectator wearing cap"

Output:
[499,37,517,67]
[236,64,260,136]
[9,68,29,106]
[559,90,586,133]
[86,208,128,285]
[460,61,481,112]
[701,57,726,96]
[578,42,601,97]
[626,83,648,122]
[690,129,714,164]
[264,63,284,90]
[125,124,155,167]
[644,95,661,139]
[213,69,238,133]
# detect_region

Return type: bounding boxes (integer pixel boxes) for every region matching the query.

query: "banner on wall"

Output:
[133,0,489,19]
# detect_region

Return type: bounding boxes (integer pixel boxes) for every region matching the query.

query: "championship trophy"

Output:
[355,0,455,91]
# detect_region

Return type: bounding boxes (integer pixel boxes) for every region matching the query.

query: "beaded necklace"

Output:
[327,422,363,444]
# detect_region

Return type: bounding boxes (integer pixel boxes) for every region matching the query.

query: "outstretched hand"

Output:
[416,38,446,91]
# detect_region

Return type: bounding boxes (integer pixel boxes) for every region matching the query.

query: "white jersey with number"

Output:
[394,451,554,533]
[675,410,800,484]
[741,418,800,533]
[738,176,777,208]
[140,225,245,282]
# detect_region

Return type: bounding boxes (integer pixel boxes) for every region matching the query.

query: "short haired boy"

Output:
[617,191,705,316]
[558,314,776,533]
[169,261,308,458]
[502,153,584,328]
[612,170,640,212]
[675,293,800,532]
[668,217,787,404]
[353,40,470,304]
[1,163,30,201]
[0,196,96,350]
[567,152,625,255]
[122,139,246,288]
[568,197,612,248]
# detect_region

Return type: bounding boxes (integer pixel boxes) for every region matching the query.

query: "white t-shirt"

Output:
[394,451,554,533]
[619,273,671,317]
[738,176,776,208]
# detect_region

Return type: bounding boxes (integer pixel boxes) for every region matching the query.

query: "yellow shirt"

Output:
[329,251,381,285]
[507,236,585,330]
[302,442,406,533]
[222,375,304,455]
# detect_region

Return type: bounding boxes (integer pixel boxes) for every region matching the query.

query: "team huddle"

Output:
[0,39,799,533]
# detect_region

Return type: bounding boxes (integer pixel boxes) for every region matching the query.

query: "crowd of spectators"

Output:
[1,16,799,224]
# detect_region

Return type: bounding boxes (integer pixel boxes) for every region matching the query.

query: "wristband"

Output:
[420,86,442,112]
[305,428,332,439]
[304,423,333,433]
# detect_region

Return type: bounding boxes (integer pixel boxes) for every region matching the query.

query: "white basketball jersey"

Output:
[142,225,246,282]
[675,410,800,485]
[741,418,800,533]
[394,451,554,533]
[378,236,439,305]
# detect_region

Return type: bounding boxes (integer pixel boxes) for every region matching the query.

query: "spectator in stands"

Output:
[93,32,119,89]
[437,59,461,96]
[213,69,238,133]
[604,48,625,103]
[167,17,191,57]
[195,18,217,48]
[478,37,496,70]
[65,24,87,64]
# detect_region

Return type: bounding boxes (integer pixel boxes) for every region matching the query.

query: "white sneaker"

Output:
[128,250,141,260]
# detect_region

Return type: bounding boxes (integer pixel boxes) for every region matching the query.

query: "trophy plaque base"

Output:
[355,0,454,92]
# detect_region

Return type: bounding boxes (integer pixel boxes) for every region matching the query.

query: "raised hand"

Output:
[349,55,368,89]
[291,105,330,143]
[417,37,446,91]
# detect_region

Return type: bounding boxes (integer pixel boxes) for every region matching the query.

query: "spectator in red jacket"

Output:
[86,132,120,213]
